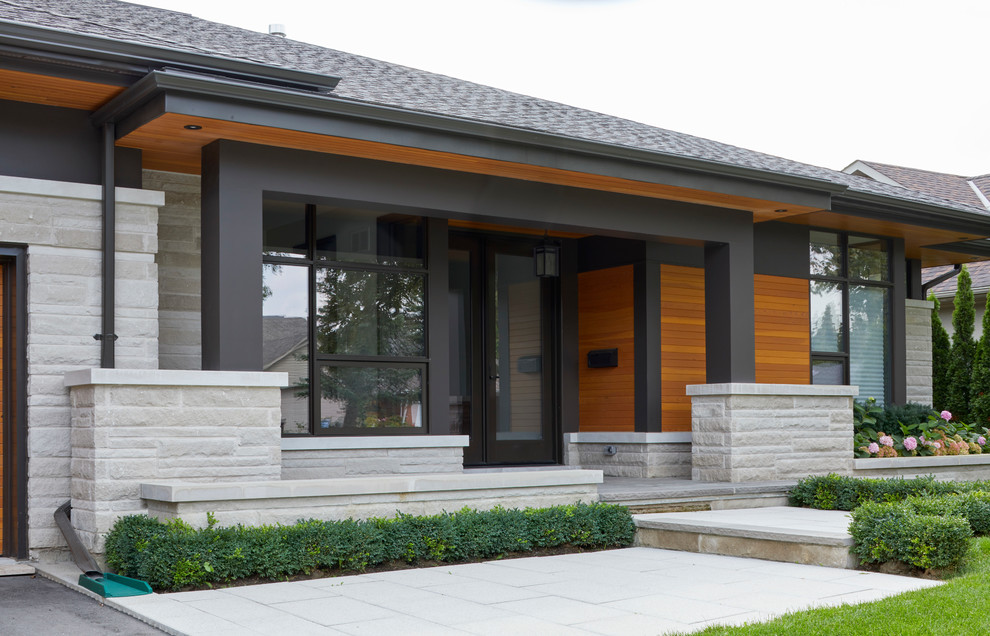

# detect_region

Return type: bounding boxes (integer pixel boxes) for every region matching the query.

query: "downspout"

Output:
[96,122,117,367]
[921,264,962,296]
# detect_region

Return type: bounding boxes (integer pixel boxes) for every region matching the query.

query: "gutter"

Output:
[92,69,849,198]
[0,20,339,92]
[831,190,990,238]
[97,123,116,367]
[922,264,961,295]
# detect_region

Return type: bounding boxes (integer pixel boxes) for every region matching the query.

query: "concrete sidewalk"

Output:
[38,544,940,635]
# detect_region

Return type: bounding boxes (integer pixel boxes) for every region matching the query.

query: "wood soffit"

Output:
[117,113,823,221]
[0,67,124,110]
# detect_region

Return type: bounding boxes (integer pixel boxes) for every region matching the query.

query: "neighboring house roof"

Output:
[844,159,990,299]
[262,316,307,369]
[844,160,990,211]
[924,262,990,299]
[3,0,989,220]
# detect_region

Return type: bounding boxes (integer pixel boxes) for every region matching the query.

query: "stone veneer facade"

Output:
[65,369,285,553]
[281,436,468,478]
[905,298,934,406]
[0,176,162,557]
[144,170,202,371]
[688,383,859,482]
[563,432,692,478]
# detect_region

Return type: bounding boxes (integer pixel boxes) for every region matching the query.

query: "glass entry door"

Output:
[449,234,557,465]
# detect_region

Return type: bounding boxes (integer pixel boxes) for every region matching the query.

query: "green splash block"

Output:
[78,571,153,598]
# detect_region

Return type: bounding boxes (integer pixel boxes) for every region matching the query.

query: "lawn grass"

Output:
[683,537,990,636]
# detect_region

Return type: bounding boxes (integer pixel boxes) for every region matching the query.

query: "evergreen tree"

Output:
[945,265,976,421]
[930,293,951,409]
[971,293,990,425]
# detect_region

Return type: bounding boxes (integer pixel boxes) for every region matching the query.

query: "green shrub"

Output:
[930,293,952,409]
[849,501,972,570]
[873,402,938,436]
[104,503,635,591]
[947,265,976,422]
[789,474,990,510]
[908,492,990,536]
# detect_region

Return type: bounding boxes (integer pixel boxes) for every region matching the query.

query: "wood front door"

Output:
[449,234,558,465]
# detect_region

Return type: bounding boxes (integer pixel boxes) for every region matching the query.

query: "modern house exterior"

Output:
[4,1,990,560]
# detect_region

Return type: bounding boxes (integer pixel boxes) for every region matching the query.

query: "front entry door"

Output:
[449,234,557,465]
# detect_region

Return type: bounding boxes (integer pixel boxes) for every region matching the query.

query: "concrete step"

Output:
[634,506,856,569]
[0,558,36,576]
[599,478,795,513]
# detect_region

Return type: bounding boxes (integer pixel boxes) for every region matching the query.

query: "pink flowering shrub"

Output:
[854,399,990,459]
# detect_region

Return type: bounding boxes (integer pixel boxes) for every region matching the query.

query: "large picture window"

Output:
[810,231,891,403]
[263,200,427,435]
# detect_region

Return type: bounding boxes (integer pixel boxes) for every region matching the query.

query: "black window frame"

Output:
[263,200,430,436]
[809,230,893,402]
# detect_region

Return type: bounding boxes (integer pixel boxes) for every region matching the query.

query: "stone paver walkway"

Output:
[41,544,941,636]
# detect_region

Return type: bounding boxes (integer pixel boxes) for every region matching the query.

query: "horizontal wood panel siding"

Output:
[578,265,635,431]
[754,274,810,384]
[661,265,705,432]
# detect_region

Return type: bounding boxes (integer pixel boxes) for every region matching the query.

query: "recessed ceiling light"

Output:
[184,124,203,130]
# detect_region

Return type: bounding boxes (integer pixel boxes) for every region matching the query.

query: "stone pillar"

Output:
[905,299,934,406]
[65,369,285,553]
[687,383,858,482]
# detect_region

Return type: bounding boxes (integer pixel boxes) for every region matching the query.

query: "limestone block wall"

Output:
[905,299,934,406]
[0,176,162,557]
[563,432,692,478]
[65,369,286,553]
[687,383,858,482]
[281,436,468,478]
[144,170,201,371]
[852,455,990,481]
[140,470,603,529]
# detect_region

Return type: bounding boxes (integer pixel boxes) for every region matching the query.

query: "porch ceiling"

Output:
[115,111,824,222]
[780,210,990,267]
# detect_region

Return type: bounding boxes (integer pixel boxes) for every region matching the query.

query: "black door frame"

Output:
[450,232,559,466]
[0,247,27,558]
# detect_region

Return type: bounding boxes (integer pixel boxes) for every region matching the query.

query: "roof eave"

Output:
[0,19,340,93]
[832,190,990,237]
[96,69,848,202]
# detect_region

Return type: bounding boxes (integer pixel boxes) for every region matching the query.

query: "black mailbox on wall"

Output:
[587,348,618,368]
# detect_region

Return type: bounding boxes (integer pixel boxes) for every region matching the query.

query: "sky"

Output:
[138,0,989,177]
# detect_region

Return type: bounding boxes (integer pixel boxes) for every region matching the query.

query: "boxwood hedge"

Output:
[791,475,990,571]
[789,473,990,511]
[104,503,635,591]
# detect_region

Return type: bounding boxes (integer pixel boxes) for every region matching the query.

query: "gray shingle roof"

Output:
[924,262,990,298]
[3,0,989,218]
[855,161,990,210]
[262,316,307,369]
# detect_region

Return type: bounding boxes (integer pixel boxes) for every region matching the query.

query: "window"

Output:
[809,231,891,403]
[263,200,427,435]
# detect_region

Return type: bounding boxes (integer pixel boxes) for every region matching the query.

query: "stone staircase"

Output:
[633,506,857,569]
[598,477,795,513]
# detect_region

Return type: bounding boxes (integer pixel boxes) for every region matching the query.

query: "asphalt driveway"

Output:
[0,573,164,636]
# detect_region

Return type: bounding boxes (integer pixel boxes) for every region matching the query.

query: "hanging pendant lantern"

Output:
[533,241,560,278]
